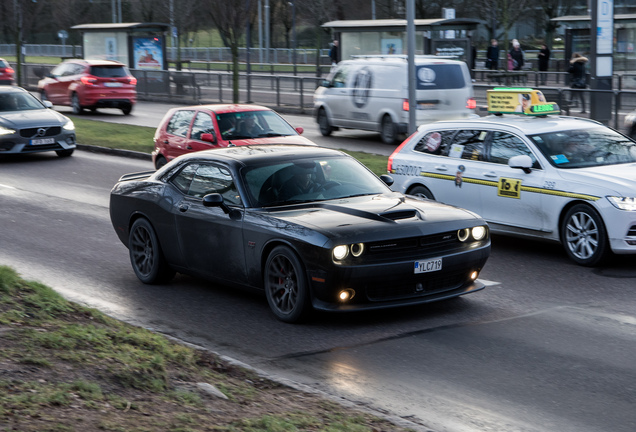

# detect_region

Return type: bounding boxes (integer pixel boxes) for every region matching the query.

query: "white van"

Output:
[313,56,476,144]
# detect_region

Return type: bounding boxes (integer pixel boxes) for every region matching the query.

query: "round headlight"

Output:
[333,245,349,260]
[350,243,364,257]
[472,226,486,241]
[457,228,470,242]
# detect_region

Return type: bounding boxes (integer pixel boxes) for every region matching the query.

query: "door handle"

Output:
[163,140,169,144]
[178,204,189,212]
[434,165,448,171]
[483,171,498,178]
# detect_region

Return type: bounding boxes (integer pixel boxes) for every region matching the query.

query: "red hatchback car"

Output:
[37,59,137,115]
[0,58,15,85]
[152,104,316,169]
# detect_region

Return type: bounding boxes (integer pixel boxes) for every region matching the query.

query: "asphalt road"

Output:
[1,104,636,432]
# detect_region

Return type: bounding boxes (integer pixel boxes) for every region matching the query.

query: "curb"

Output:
[76,143,152,161]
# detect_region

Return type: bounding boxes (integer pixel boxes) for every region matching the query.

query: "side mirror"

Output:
[295,127,304,135]
[380,174,394,186]
[202,193,230,214]
[321,79,332,88]
[201,132,216,144]
[508,155,533,174]
[42,100,53,109]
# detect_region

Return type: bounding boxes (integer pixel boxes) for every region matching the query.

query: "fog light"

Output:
[470,271,479,281]
[338,289,355,302]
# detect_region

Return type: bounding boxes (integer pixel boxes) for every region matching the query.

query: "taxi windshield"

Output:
[529,127,636,168]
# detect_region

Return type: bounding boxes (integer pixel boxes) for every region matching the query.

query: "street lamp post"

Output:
[13,0,24,87]
[291,0,296,77]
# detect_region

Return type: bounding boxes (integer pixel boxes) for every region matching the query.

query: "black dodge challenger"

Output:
[109,145,490,322]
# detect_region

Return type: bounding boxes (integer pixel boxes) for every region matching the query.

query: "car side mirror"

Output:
[42,101,53,109]
[202,193,230,213]
[201,132,216,144]
[508,155,533,174]
[295,127,304,135]
[380,174,394,186]
[321,79,332,88]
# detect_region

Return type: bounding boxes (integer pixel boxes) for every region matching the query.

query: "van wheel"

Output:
[317,109,332,136]
[380,115,397,145]
[408,185,434,200]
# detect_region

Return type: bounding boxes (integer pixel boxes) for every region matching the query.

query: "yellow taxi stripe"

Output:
[420,172,601,201]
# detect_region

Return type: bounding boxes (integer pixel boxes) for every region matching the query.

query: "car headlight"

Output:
[0,126,16,136]
[63,119,75,131]
[472,226,487,241]
[333,245,349,260]
[607,196,636,211]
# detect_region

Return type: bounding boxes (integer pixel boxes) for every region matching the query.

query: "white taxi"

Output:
[388,87,636,266]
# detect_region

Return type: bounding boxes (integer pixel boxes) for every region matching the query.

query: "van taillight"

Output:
[80,75,98,85]
[466,98,476,109]
[402,99,409,111]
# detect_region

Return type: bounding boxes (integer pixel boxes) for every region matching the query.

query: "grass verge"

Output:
[0,265,412,431]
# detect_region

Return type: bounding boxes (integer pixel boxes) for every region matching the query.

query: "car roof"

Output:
[66,59,126,67]
[341,56,465,66]
[172,104,272,114]
[176,144,345,166]
[418,114,604,136]
[0,86,28,95]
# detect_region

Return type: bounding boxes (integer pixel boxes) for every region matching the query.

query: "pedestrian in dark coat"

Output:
[486,39,499,70]
[538,44,550,84]
[568,53,588,113]
[509,39,524,71]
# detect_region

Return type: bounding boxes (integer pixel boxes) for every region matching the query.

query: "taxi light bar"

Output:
[486,87,560,116]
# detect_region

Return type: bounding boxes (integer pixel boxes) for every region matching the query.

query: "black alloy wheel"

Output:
[128,218,175,284]
[264,246,310,323]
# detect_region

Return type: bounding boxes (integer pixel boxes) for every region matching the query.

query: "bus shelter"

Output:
[322,18,481,66]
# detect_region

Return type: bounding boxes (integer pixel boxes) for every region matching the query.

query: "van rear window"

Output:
[416,65,466,90]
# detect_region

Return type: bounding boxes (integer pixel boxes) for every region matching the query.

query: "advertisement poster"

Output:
[381,38,402,55]
[133,37,163,70]
[105,37,117,61]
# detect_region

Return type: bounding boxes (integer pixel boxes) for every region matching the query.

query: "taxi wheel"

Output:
[560,204,609,267]
[264,246,311,323]
[317,108,332,136]
[380,115,397,145]
[408,185,435,200]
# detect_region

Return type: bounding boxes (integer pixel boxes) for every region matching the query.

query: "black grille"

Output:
[367,231,460,255]
[20,127,62,138]
[628,225,636,237]
[21,143,63,152]
[366,269,468,301]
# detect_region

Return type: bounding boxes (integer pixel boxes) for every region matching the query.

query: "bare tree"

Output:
[536,0,578,49]
[205,0,255,103]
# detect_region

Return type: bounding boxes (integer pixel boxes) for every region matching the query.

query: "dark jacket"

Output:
[538,47,550,71]
[568,56,588,87]
[509,48,524,70]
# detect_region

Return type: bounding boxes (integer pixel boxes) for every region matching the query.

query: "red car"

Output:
[0,58,15,85]
[152,104,316,169]
[37,59,137,115]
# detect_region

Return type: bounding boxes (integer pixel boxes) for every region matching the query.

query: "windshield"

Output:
[242,155,391,207]
[216,110,298,140]
[0,92,45,112]
[529,127,636,168]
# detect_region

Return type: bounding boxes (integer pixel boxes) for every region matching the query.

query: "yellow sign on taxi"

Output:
[487,88,560,116]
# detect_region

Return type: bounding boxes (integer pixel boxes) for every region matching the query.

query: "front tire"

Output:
[71,93,83,115]
[380,114,397,145]
[154,155,168,170]
[128,218,175,284]
[317,108,333,137]
[408,185,434,200]
[560,204,609,266]
[264,246,311,323]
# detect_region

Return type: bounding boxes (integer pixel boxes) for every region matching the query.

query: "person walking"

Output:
[486,39,499,70]
[538,44,550,85]
[509,39,524,71]
[329,40,339,66]
[568,52,588,113]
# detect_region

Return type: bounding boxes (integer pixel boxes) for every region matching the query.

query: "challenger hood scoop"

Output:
[379,209,418,221]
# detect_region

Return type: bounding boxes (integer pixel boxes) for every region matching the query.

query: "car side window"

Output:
[449,130,487,161]
[332,66,348,88]
[166,110,195,137]
[190,112,214,141]
[188,165,242,205]
[413,131,456,156]
[50,63,70,77]
[489,131,540,168]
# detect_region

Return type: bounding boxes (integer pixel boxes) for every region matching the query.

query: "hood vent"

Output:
[380,209,418,221]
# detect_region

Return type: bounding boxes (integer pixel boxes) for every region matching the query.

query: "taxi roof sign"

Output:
[487,87,560,116]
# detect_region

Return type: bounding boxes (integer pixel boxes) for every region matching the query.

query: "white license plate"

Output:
[414,258,442,273]
[30,138,55,145]
[104,82,123,87]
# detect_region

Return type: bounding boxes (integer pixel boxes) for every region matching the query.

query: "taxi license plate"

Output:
[414,258,442,273]
[104,82,123,87]
[30,138,55,145]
